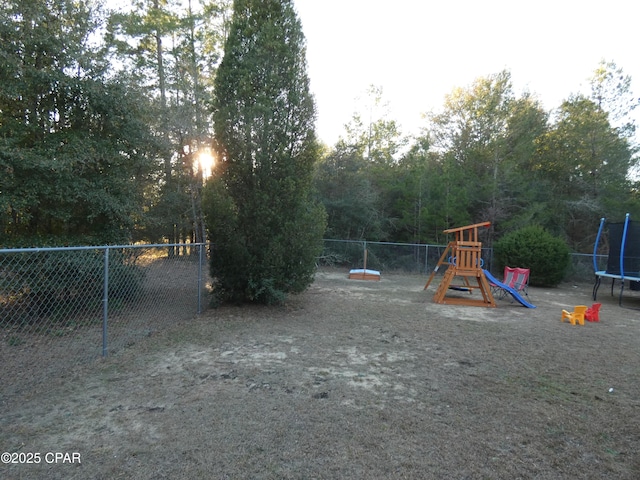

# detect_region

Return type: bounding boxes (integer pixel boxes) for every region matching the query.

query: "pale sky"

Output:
[293,0,640,146]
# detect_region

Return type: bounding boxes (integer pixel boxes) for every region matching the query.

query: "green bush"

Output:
[204,178,326,306]
[493,226,570,287]
[1,249,144,325]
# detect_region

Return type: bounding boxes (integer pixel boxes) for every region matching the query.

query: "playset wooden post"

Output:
[424,221,496,307]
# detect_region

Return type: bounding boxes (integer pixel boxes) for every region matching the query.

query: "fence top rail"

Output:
[323,239,491,249]
[0,242,208,254]
[323,239,596,260]
[323,239,368,245]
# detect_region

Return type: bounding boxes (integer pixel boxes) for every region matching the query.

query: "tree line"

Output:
[2,0,638,258]
[316,69,639,252]
[1,0,233,247]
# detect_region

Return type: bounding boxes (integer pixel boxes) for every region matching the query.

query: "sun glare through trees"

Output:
[198,149,215,179]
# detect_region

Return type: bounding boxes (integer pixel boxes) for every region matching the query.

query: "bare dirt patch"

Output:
[2,269,640,479]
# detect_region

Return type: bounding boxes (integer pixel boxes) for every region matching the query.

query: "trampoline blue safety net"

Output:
[593,213,640,307]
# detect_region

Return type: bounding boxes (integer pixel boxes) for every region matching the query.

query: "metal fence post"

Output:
[197,243,204,314]
[425,244,429,273]
[102,247,109,357]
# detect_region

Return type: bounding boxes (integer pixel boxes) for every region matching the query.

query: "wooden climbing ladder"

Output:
[424,222,496,308]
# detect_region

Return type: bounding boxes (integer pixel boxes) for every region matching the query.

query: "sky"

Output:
[292,0,640,146]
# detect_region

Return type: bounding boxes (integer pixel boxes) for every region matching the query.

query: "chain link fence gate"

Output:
[0,243,209,406]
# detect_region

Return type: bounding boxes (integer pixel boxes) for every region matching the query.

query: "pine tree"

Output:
[205,0,326,304]
[0,0,158,245]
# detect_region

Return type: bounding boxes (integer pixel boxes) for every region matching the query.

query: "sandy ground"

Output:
[1,269,640,479]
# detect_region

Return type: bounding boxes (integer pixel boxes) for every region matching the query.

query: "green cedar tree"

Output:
[206,0,326,304]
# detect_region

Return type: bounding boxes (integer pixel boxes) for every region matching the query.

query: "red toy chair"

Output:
[585,303,601,322]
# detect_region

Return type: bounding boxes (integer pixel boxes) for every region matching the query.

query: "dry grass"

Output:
[1,269,640,479]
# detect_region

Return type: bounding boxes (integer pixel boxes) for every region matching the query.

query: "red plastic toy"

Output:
[585,303,601,322]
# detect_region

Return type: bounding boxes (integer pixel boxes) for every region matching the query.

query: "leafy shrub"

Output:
[493,226,570,287]
[1,249,144,325]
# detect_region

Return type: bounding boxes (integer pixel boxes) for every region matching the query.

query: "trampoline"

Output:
[592,213,640,308]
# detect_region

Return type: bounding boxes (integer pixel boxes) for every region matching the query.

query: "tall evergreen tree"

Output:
[205,0,326,304]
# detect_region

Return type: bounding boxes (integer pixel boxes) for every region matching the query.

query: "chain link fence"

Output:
[1,239,599,406]
[319,239,601,283]
[0,243,209,406]
[319,239,494,274]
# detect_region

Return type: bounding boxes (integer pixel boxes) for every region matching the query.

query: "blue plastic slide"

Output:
[482,270,536,308]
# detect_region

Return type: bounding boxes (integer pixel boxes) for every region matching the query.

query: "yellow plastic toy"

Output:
[561,305,588,326]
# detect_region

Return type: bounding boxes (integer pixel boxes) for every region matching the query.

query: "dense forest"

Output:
[1,0,232,246]
[1,0,639,253]
[319,70,640,252]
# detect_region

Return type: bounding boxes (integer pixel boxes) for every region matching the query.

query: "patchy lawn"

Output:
[2,269,640,479]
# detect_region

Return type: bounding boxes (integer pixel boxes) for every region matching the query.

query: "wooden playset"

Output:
[424,222,496,307]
